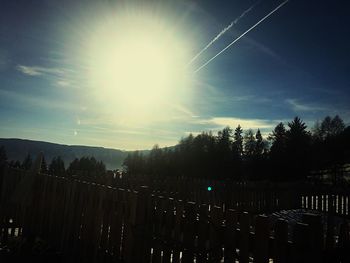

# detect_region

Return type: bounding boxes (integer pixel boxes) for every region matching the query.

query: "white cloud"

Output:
[56,80,71,87]
[16,65,42,76]
[197,117,282,130]
[16,65,64,76]
[16,64,79,90]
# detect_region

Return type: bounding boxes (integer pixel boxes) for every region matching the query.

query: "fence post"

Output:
[197,204,209,263]
[302,213,323,262]
[182,202,196,263]
[12,153,43,239]
[224,209,238,262]
[110,188,124,261]
[172,200,184,263]
[292,222,310,263]
[152,195,165,263]
[209,205,223,262]
[338,220,350,263]
[135,186,152,262]
[273,219,288,263]
[0,162,8,206]
[162,197,174,263]
[239,212,250,263]
[124,186,151,263]
[254,215,270,263]
[0,163,9,245]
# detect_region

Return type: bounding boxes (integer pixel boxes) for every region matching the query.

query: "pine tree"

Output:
[0,146,7,164]
[254,129,265,156]
[285,117,311,180]
[244,129,256,157]
[49,156,66,176]
[269,122,287,156]
[233,125,243,157]
[22,154,32,170]
[41,156,48,174]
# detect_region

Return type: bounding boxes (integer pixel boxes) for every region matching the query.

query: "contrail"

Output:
[188,1,259,66]
[194,0,289,73]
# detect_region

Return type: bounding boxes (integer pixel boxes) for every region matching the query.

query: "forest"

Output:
[123,115,350,183]
[0,150,108,184]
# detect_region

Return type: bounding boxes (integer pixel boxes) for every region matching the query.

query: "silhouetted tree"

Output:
[9,160,21,168]
[0,146,7,176]
[123,151,145,175]
[41,156,48,174]
[254,129,265,156]
[244,129,256,158]
[233,125,243,157]
[285,117,311,180]
[331,115,346,135]
[121,115,348,183]
[269,122,287,147]
[230,125,244,179]
[312,120,322,141]
[313,115,346,141]
[268,122,288,180]
[0,146,7,164]
[67,156,106,182]
[242,129,256,180]
[148,144,164,175]
[49,156,65,177]
[217,127,232,150]
[22,154,32,170]
[216,127,234,178]
[311,115,347,184]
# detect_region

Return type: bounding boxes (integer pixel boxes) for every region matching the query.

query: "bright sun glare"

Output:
[86,13,192,120]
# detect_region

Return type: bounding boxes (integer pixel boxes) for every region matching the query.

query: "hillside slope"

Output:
[0,138,131,170]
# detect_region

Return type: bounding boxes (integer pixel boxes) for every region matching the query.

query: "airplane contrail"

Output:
[194,0,289,73]
[188,1,259,66]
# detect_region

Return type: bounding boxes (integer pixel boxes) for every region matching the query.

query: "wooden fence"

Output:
[108,174,350,218]
[1,158,350,262]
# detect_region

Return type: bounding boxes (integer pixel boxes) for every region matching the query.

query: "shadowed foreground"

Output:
[1,155,350,262]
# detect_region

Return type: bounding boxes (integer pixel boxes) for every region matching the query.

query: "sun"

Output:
[93,32,172,106]
[85,14,192,119]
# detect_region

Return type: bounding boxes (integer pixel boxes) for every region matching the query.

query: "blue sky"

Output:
[0,0,349,150]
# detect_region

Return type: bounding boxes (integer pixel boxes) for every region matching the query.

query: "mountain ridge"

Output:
[0,138,147,170]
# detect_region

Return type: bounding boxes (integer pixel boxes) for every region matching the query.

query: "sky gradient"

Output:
[1,0,349,150]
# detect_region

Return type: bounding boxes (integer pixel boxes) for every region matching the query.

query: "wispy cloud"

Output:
[286,99,328,113]
[286,98,350,125]
[16,64,79,89]
[170,104,199,119]
[191,79,273,117]
[244,36,285,63]
[197,117,282,130]
[16,65,64,76]
[182,116,289,139]
[56,80,71,87]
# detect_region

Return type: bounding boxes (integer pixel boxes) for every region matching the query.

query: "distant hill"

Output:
[0,138,144,170]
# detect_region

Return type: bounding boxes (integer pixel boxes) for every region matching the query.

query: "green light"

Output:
[207,186,212,191]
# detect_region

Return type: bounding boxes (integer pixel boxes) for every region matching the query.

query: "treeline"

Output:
[123,116,350,183]
[0,148,109,183]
